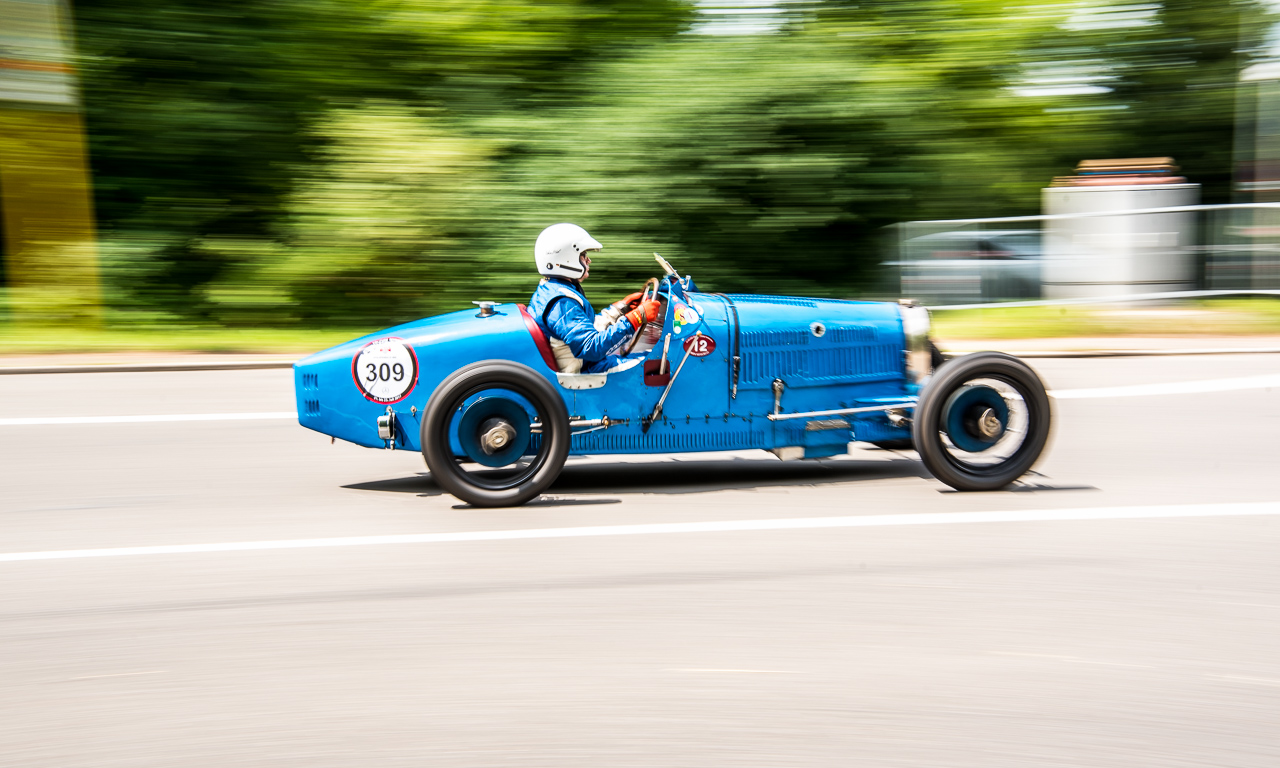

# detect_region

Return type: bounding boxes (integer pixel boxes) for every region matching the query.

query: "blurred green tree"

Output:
[66,0,1276,328]
[72,0,691,323]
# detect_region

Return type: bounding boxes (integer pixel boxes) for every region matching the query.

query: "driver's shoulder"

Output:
[535,279,586,303]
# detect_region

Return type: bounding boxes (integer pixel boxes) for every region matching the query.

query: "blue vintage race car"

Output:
[293,256,1051,506]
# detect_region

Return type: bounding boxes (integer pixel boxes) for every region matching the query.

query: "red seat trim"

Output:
[517,304,559,372]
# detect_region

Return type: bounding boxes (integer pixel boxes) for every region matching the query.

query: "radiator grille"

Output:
[722,294,817,307]
[572,429,763,453]
[777,424,805,445]
[740,343,898,384]
[829,325,878,344]
[742,329,809,348]
[854,419,910,444]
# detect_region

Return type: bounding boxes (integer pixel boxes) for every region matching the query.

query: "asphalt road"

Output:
[2,354,1279,767]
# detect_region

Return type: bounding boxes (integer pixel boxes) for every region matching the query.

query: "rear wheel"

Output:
[912,352,1051,491]
[421,361,570,507]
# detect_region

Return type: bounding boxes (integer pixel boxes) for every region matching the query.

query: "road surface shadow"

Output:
[937,481,1099,494]
[551,457,927,495]
[452,497,624,510]
[342,456,927,498]
[342,474,445,497]
[6,555,1107,622]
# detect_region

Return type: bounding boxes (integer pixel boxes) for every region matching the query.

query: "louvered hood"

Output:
[719,294,903,390]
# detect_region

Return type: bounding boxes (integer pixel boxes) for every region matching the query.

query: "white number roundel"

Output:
[352,338,419,404]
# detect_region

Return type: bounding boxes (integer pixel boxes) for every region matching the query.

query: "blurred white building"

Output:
[1042,159,1198,299]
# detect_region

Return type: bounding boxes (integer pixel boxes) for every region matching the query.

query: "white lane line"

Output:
[668,669,804,674]
[63,671,166,682]
[2,502,1278,565]
[1052,373,1280,399]
[1207,675,1280,687]
[991,652,1153,668]
[0,412,296,426]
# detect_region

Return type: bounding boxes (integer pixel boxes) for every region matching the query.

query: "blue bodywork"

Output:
[294,275,917,458]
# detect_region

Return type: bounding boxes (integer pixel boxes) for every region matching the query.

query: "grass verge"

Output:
[931,299,1280,339]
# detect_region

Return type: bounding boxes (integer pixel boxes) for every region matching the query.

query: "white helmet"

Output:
[534,223,602,280]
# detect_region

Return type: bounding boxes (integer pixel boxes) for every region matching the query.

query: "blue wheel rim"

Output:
[943,384,1009,453]
[457,396,533,468]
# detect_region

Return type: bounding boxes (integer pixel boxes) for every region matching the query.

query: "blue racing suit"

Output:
[529,278,635,374]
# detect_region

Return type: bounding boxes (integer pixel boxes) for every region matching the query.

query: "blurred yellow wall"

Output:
[0,0,100,324]
[0,107,100,322]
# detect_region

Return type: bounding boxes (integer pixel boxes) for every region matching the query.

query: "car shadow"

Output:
[341,455,929,499]
[453,497,624,510]
[937,482,1099,494]
[342,474,445,496]
[550,457,929,495]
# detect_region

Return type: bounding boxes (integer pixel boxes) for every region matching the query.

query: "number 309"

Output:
[366,362,405,382]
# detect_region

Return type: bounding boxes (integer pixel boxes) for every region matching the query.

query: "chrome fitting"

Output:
[479,417,517,454]
[897,303,933,384]
[376,408,396,446]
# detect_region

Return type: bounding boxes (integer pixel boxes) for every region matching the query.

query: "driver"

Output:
[528,223,662,374]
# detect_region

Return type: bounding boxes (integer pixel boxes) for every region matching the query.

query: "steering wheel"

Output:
[623,277,662,355]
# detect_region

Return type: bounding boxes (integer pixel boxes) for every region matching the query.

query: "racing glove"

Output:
[625,299,663,329]
[611,292,644,313]
[597,292,647,331]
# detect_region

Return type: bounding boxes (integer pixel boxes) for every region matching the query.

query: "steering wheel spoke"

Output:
[623,277,663,355]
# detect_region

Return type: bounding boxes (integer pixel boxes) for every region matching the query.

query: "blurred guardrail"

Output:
[891,203,1280,307]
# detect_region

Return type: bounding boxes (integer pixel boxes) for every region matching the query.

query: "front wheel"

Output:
[912,352,1051,491]
[421,361,570,507]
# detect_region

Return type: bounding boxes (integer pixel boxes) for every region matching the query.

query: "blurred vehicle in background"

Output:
[888,230,1042,306]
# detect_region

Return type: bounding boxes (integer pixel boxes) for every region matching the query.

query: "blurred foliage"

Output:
[55,0,1276,328]
[932,298,1280,339]
[0,323,366,355]
[7,298,1280,355]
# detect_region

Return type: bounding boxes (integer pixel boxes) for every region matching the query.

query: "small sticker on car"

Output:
[352,337,419,404]
[683,334,715,357]
[672,301,700,334]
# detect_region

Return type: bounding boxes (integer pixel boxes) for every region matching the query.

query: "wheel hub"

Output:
[457,396,533,467]
[976,407,1002,439]
[479,418,517,454]
[943,384,1010,453]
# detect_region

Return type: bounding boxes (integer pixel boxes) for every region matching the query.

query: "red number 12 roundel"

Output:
[352,337,419,404]
[683,334,716,357]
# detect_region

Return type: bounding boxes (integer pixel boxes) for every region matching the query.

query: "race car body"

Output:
[294,259,1051,506]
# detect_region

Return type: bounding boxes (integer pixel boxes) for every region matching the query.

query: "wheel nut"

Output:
[479,418,517,455]
[978,407,1002,439]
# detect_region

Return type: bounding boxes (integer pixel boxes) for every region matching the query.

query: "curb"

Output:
[0,360,297,376]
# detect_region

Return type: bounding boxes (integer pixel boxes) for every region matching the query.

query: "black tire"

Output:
[421,360,570,507]
[912,351,1051,491]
